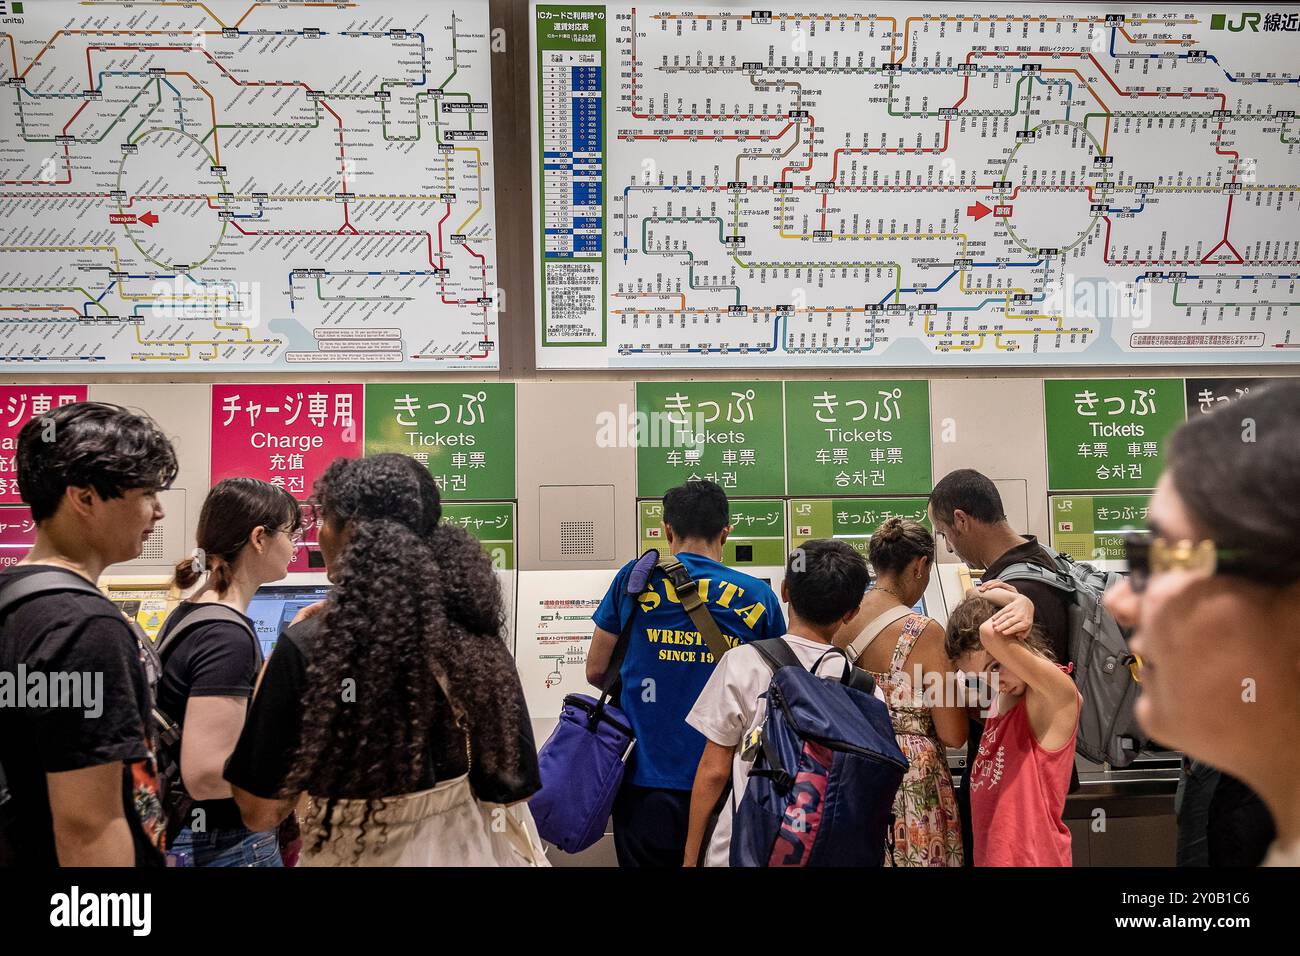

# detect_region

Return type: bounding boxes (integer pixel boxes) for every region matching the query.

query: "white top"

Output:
[685,633,885,867]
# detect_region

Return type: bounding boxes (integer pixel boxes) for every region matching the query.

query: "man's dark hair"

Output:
[786,539,870,627]
[929,468,1006,525]
[662,479,729,541]
[16,402,179,522]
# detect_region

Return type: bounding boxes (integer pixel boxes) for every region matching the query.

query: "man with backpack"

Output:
[586,480,786,866]
[929,468,1145,861]
[0,402,178,866]
[683,539,902,866]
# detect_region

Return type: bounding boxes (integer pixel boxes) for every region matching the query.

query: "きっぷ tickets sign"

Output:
[363,384,516,500]
[210,384,363,497]
[635,381,785,497]
[1044,379,1186,492]
[784,381,931,497]
[0,386,88,504]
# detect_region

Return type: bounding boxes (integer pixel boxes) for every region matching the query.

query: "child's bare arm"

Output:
[979,621,1077,707]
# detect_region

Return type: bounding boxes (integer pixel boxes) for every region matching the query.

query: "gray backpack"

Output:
[991,547,1146,768]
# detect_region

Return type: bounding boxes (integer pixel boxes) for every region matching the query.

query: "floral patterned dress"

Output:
[866,613,964,867]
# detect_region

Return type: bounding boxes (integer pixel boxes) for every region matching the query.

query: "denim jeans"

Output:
[171,825,283,868]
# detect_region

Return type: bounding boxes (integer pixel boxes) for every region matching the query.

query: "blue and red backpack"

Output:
[729,639,908,867]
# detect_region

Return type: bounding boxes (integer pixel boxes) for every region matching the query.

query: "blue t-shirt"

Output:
[592,552,786,790]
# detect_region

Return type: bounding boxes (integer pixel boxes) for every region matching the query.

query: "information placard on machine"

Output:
[1050,494,1151,566]
[638,498,786,568]
[514,569,617,731]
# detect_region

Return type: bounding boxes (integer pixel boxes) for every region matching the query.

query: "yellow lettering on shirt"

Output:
[733,601,767,629]
[715,581,743,608]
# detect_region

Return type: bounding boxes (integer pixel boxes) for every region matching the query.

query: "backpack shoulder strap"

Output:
[989,561,1076,594]
[0,569,105,618]
[656,554,732,661]
[155,604,260,665]
[844,604,912,664]
[750,637,802,674]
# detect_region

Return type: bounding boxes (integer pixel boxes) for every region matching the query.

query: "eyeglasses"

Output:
[271,524,306,546]
[1121,532,1249,594]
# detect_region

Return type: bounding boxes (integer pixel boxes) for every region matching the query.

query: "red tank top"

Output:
[969,689,1079,867]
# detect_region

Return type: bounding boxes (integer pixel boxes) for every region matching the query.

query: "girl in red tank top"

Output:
[944,582,1082,867]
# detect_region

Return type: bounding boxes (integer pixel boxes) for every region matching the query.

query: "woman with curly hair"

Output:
[223,453,546,866]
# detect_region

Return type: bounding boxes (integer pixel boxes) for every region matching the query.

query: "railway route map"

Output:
[532,3,1300,368]
[0,0,498,370]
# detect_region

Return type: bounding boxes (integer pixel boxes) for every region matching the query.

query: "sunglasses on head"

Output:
[1121,531,1251,594]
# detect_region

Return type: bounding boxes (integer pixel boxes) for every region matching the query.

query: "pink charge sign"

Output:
[0,506,37,568]
[210,384,363,498]
[0,386,88,503]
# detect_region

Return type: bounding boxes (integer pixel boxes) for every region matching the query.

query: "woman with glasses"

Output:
[156,477,302,866]
[1104,381,1300,867]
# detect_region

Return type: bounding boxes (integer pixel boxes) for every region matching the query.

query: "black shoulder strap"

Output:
[156,604,260,665]
[0,569,106,619]
[751,637,803,673]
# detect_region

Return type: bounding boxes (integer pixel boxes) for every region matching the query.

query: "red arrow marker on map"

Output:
[139,211,159,227]
[967,201,991,221]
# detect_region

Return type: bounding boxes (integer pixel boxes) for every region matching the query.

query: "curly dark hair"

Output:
[283,453,521,854]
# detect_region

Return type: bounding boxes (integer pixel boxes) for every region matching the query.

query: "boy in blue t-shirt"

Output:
[588,480,786,867]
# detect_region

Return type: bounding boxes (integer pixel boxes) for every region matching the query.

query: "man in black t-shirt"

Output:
[0,402,178,866]
[928,469,1074,866]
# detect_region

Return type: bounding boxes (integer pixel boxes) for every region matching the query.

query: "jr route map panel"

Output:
[532,3,1300,369]
[0,1,498,370]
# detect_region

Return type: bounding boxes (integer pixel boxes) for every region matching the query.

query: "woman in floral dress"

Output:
[836,517,966,866]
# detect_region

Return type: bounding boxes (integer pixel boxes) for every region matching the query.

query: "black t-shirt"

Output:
[224,616,541,805]
[155,601,262,832]
[0,565,165,867]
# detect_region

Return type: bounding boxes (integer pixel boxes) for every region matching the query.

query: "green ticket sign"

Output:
[784,380,932,496]
[1050,495,1150,563]
[788,497,931,560]
[364,383,516,500]
[638,498,787,567]
[1044,379,1185,492]
[635,381,785,497]
[442,503,515,570]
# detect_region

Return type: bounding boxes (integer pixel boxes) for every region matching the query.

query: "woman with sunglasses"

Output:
[1104,381,1300,867]
[156,478,302,866]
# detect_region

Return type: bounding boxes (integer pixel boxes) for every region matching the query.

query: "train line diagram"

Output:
[533,3,1300,368]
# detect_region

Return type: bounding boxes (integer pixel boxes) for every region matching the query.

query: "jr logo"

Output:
[1210,12,1261,31]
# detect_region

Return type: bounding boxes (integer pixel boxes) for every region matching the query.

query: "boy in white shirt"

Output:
[683,539,881,866]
